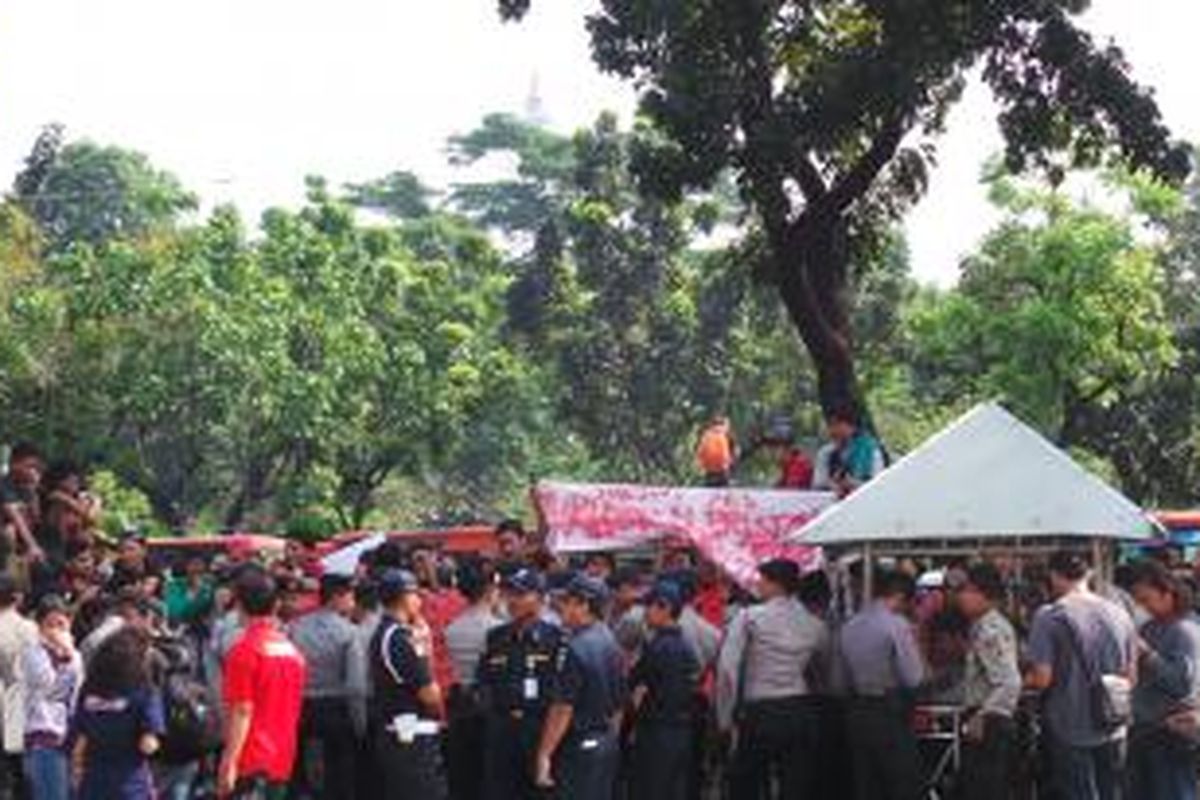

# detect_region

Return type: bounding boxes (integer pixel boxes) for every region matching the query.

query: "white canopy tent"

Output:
[790,403,1161,594]
[793,402,1159,545]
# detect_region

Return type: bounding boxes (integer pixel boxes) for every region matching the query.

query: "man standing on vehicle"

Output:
[1026,550,1136,800]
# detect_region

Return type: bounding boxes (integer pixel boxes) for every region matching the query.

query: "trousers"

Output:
[729,696,818,800]
[291,697,358,800]
[375,731,448,800]
[845,696,922,800]
[630,722,692,800]
[556,730,619,800]
[1127,727,1190,800]
[1047,734,1125,800]
[957,714,1015,800]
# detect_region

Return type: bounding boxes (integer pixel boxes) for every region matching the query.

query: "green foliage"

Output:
[88,469,161,537]
[501,0,1189,418]
[13,127,197,253]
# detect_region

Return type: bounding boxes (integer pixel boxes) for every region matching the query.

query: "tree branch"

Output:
[826,115,908,214]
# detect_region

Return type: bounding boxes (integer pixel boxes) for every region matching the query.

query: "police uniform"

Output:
[629,584,699,800]
[477,571,563,800]
[549,576,626,800]
[369,571,448,800]
[838,599,925,800]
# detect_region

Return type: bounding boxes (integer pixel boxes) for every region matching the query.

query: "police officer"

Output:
[288,573,367,800]
[716,558,828,800]
[629,582,699,800]
[838,570,925,800]
[369,568,448,800]
[535,574,626,800]
[477,568,563,800]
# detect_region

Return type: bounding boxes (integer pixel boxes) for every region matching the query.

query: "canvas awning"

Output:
[792,403,1161,546]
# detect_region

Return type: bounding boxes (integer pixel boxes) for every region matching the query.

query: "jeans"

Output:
[1128,726,1195,800]
[729,696,818,800]
[23,747,68,800]
[158,761,201,800]
[1049,735,1125,800]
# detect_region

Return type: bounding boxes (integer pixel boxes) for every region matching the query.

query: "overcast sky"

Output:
[1,0,1196,285]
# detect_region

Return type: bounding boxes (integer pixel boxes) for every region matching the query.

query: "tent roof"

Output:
[793,402,1160,545]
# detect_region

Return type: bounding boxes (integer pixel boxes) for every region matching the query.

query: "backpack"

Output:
[1060,612,1132,733]
[160,671,222,764]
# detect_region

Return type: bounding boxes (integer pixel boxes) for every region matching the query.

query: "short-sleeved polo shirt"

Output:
[223,619,307,782]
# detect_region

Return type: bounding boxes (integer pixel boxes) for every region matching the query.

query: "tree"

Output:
[908,172,1178,495]
[13,131,196,252]
[500,0,1189,417]
[344,170,436,219]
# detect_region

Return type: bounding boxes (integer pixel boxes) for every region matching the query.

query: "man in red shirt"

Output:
[218,567,308,799]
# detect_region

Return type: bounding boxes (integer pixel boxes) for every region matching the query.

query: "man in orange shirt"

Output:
[218,567,308,800]
[696,416,737,487]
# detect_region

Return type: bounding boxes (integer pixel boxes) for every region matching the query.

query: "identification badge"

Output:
[524,678,539,700]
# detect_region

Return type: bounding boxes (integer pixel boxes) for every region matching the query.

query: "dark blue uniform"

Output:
[551,622,626,800]
[369,618,448,800]
[629,626,698,800]
[477,619,563,800]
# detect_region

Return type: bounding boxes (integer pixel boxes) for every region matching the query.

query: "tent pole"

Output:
[863,543,874,606]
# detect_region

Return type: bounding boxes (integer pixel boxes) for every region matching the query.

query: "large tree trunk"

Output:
[775,215,861,418]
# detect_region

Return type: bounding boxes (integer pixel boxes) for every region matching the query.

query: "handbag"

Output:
[1059,612,1132,732]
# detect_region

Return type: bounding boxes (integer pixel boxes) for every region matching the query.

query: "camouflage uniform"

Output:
[959,608,1021,800]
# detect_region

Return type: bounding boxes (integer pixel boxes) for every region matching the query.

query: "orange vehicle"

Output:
[313,525,497,560]
[146,533,289,566]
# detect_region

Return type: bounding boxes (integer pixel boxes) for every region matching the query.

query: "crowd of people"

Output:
[1,431,1200,800]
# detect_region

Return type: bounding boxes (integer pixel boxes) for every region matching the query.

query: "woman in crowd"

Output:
[21,596,83,800]
[1128,561,1200,800]
[70,626,164,800]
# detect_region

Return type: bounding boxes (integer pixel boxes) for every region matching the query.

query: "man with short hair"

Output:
[628,582,698,800]
[1026,550,1136,800]
[1,443,43,569]
[218,568,308,800]
[812,407,885,496]
[838,570,925,800]
[717,558,828,800]
[288,574,366,800]
[443,561,502,800]
[0,575,34,798]
[494,521,527,567]
[477,568,561,800]
[955,563,1021,800]
[535,575,625,800]
[370,569,447,799]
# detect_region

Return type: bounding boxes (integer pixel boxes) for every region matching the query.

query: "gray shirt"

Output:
[1028,591,1136,747]
[289,608,368,701]
[680,606,720,671]
[716,597,827,729]
[444,604,502,687]
[962,609,1021,717]
[1133,613,1200,726]
[839,601,925,696]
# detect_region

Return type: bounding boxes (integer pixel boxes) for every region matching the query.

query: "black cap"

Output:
[644,582,683,616]
[378,569,420,603]
[502,568,545,595]
[757,558,801,593]
[565,574,610,606]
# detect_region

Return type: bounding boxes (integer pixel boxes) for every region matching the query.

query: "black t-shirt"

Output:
[630,626,698,725]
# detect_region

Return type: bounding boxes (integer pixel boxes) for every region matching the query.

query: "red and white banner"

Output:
[533,481,833,588]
